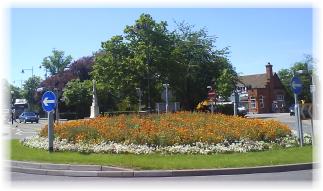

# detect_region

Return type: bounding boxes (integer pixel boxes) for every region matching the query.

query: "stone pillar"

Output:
[90,79,99,118]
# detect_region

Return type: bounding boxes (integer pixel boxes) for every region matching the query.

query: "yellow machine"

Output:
[196,99,213,112]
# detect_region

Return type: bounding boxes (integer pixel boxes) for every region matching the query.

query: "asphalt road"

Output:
[3,119,46,140]
[9,169,315,182]
[246,112,314,135]
[3,113,315,140]
[8,170,316,191]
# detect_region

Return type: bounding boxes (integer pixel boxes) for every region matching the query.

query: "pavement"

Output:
[8,160,315,177]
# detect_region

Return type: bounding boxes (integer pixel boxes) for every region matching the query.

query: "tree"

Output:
[10,84,23,99]
[278,56,314,105]
[170,22,235,109]
[22,76,42,111]
[62,79,92,118]
[41,56,93,89]
[41,49,73,76]
[69,56,94,81]
[91,13,238,111]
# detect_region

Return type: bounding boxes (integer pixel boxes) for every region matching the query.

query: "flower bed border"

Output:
[21,134,312,155]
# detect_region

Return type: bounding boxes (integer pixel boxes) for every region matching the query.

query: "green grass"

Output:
[9,140,313,170]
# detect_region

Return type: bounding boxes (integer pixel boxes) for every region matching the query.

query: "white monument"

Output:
[90,79,99,118]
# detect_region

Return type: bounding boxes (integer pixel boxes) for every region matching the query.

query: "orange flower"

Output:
[39,112,291,145]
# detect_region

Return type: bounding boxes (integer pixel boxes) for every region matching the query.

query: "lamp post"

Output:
[39,65,49,79]
[10,90,14,124]
[163,83,170,113]
[53,88,59,124]
[136,88,142,112]
[21,67,34,77]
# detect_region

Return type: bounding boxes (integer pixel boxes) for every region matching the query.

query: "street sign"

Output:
[208,91,216,100]
[291,77,302,95]
[42,91,57,112]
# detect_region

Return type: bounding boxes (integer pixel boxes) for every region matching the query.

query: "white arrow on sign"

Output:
[292,81,302,89]
[43,97,56,106]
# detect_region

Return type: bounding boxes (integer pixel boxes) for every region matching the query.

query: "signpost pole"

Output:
[210,100,214,114]
[42,91,57,153]
[294,94,303,147]
[48,111,54,152]
[291,76,303,147]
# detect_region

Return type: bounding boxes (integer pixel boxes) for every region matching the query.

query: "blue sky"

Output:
[10,8,312,87]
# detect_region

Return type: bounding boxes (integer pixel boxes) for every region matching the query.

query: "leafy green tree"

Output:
[62,79,118,117]
[62,79,92,118]
[217,66,239,98]
[171,22,234,109]
[22,76,42,111]
[278,56,314,105]
[10,84,23,99]
[91,13,237,111]
[41,49,73,76]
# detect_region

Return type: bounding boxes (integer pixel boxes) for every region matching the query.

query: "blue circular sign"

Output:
[291,77,302,95]
[42,91,57,112]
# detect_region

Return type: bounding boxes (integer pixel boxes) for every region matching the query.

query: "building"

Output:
[237,63,286,113]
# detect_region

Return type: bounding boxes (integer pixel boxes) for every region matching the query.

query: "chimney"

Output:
[266,62,273,79]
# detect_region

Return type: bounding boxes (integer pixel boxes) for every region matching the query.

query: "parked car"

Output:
[289,104,295,116]
[237,106,247,117]
[18,112,39,123]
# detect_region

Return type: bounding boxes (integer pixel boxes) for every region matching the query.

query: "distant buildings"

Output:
[237,63,286,113]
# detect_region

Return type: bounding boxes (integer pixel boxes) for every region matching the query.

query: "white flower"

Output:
[20,134,309,155]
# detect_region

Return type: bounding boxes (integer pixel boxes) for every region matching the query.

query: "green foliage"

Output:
[22,76,42,111]
[62,79,92,118]
[10,84,23,100]
[63,126,101,144]
[217,66,239,99]
[116,96,132,111]
[278,55,314,105]
[42,49,73,76]
[91,13,238,111]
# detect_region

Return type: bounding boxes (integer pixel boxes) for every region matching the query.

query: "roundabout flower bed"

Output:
[21,112,312,154]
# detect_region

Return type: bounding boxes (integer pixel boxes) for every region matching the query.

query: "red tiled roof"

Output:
[238,73,269,89]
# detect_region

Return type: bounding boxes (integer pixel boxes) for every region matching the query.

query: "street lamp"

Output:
[10,90,14,124]
[39,65,49,79]
[163,83,170,113]
[53,88,59,124]
[21,67,34,77]
[136,88,142,112]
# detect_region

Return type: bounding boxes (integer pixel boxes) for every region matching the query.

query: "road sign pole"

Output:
[48,111,54,152]
[211,101,214,114]
[298,102,304,146]
[42,91,57,153]
[294,93,303,147]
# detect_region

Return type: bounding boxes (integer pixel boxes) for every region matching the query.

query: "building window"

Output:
[259,95,264,108]
[276,95,284,101]
[250,96,256,109]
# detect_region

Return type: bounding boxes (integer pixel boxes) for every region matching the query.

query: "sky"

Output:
[10,8,312,87]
